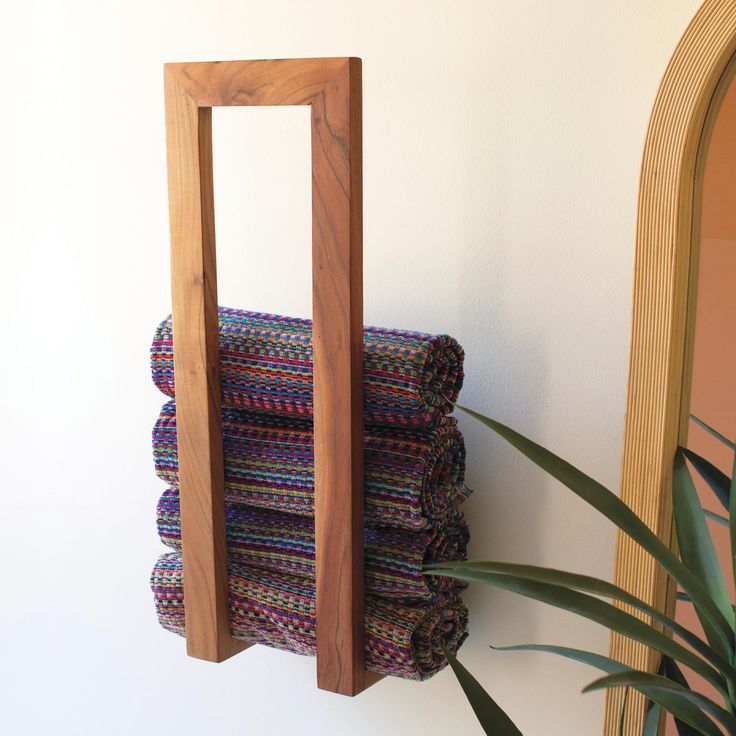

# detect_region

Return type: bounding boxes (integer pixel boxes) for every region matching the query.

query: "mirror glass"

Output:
[673,60,736,734]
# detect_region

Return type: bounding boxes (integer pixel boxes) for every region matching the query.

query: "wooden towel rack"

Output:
[164,57,380,695]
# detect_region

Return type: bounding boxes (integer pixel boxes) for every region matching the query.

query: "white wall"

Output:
[0,1,702,734]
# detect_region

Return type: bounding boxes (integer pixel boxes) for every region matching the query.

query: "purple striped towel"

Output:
[151,552,469,680]
[156,486,469,602]
[151,307,464,428]
[153,400,469,530]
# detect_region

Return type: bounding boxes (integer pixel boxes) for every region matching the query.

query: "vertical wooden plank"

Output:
[312,58,369,695]
[164,68,248,663]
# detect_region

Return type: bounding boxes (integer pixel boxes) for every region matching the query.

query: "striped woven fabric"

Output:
[151,307,465,428]
[156,486,469,602]
[151,552,469,680]
[153,400,468,530]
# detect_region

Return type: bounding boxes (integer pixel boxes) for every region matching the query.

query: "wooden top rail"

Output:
[164,57,379,695]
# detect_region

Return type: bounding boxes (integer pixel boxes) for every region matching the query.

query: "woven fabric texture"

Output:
[151,307,464,428]
[156,486,469,602]
[151,552,469,680]
[153,400,469,530]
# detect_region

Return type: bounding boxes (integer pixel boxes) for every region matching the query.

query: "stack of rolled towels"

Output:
[149,307,471,680]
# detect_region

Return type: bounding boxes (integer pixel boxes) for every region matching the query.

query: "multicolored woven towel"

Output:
[153,400,469,530]
[151,552,468,680]
[151,307,464,428]
[156,486,469,602]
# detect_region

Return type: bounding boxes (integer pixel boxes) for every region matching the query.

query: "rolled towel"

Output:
[153,400,469,530]
[151,552,469,680]
[151,307,464,428]
[156,486,469,602]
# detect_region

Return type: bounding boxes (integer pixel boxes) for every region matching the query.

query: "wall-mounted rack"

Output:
[164,57,380,695]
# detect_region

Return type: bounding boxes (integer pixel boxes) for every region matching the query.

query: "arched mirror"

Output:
[665,53,736,736]
[605,1,736,733]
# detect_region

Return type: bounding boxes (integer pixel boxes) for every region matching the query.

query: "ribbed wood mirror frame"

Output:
[605,2,736,732]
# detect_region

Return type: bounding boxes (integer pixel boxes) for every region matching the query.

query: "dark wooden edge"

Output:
[163,57,382,694]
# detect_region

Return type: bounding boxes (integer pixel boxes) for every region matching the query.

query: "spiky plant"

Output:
[429,407,736,735]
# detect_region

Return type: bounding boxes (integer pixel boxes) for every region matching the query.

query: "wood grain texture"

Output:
[604,3,736,733]
[164,58,348,107]
[165,69,249,663]
[310,58,368,696]
[164,58,379,695]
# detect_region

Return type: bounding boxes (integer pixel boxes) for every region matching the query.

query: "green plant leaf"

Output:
[442,648,524,736]
[676,592,736,613]
[426,560,735,680]
[456,404,734,658]
[618,687,630,736]
[490,646,699,735]
[490,643,632,675]
[673,712,704,736]
[583,671,733,735]
[660,656,702,736]
[691,415,736,451]
[426,567,727,695]
[729,452,736,607]
[673,449,735,629]
[683,447,731,510]
[642,702,663,736]
[703,509,729,527]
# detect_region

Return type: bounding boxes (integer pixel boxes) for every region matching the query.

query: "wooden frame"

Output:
[604,2,736,733]
[164,57,379,696]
